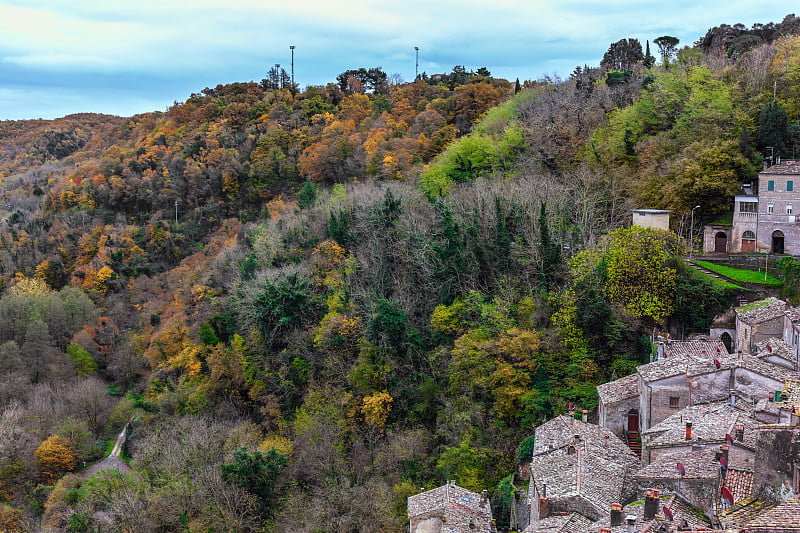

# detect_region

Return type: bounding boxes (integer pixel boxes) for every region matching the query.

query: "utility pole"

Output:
[290,45,295,88]
[414,46,419,80]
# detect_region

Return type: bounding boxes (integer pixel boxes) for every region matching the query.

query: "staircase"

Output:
[625,431,642,458]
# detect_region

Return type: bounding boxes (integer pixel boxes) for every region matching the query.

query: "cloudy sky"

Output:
[0,1,797,120]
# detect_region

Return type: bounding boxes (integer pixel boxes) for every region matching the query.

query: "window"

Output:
[789,204,794,215]
[768,203,774,214]
[739,202,757,213]
[789,180,795,192]
[743,230,755,239]
[669,396,680,408]
[768,180,775,191]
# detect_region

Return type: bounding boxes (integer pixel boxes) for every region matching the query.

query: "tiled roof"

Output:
[731,351,797,383]
[755,337,795,367]
[661,339,728,359]
[641,401,758,450]
[786,306,800,324]
[736,297,787,325]
[724,468,754,504]
[637,352,728,383]
[744,497,800,530]
[524,512,593,532]
[533,416,636,461]
[633,448,720,480]
[529,452,636,520]
[407,482,490,518]
[597,374,638,405]
[760,160,800,175]
[718,497,777,530]
[588,493,710,533]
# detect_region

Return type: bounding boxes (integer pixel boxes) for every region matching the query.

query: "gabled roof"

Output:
[732,351,798,383]
[744,498,800,530]
[533,416,636,461]
[407,482,491,519]
[637,351,729,383]
[755,337,795,367]
[641,401,758,450]
[718,496,777,530]
[760,160,800,175]
[725,468,755,504]
[588,493,711,533]
[524,512,593,532]
[633,447,720,481]
[736,297,787,325]
[597,374,638,405]
[661,339,728,359]
[529,452,635,520]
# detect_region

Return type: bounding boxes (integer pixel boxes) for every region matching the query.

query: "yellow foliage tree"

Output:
[95,265,115,294]
[361,391,393,429]
[34,435,77,481]
[9,274,52,296]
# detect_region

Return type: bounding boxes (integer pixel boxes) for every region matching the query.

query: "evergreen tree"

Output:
[644,40,656,67]
[757,99,790,160]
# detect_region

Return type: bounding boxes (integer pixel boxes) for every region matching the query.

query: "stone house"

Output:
[741,498,800,531]
[525,417,640,529]
[703,159,800,255]
[736,298,788,355]
[597,374,639,438]
[407,481,495,533]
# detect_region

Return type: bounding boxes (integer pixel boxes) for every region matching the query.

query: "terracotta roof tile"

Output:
[661,339,728,359]
[724,468,754,503]
[718,497,777,530]
[524,512,593,532]
[533,416,636,460]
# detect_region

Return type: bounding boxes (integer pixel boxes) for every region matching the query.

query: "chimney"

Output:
[721,444,729,461]
[626,515,637,533]
[644,488,660,520]
[685,422,693,440]
[538,497,550,520]
[730,389,736,407]
[481,490,488,506]
[582,409,588,423]
[769,391,775,402]
[600,528,612,533]
[610,503,624,526]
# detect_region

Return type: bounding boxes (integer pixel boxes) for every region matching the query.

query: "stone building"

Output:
[631,209,671,231]
[408,481,495,533]
[736,298,788,355]
[597,374,639,438]
[703,160,800,255]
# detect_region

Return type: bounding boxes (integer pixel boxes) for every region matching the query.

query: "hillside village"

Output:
[408,295,800,532]
[406,159,800,533]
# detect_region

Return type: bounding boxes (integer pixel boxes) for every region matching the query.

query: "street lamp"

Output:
[690,205,701,260]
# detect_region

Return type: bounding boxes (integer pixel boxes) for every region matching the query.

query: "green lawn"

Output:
[687,267,745,289]
[695,260,783,286]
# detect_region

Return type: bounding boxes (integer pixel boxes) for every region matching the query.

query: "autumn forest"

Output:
[2,14,800,532]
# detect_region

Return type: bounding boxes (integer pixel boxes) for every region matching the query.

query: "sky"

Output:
[0,1,797,120]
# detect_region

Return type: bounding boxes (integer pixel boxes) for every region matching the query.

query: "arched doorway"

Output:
[627,409,639,432]
[741,231,755,253]
[715,232,728,253]
[772,230,785,254]
[721,332,733,353]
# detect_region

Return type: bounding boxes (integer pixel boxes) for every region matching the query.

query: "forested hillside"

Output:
[1,15,799,532]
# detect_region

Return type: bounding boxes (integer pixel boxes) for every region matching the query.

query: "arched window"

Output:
[742,231,755,239]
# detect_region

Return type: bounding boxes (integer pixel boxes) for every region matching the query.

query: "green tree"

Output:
[604,227,680,322]
[297,180,318,210]
[757,100,789,160]
[654,36,679,67]
[222,447,287,516]
[601,38,644,71]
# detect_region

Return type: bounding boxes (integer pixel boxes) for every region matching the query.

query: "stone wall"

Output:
[753,426,800,503]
